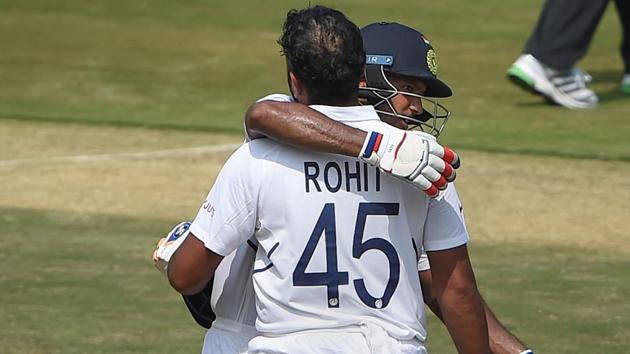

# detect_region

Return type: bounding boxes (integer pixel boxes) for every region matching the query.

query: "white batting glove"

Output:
[359,130,460,198]
[152,221,192,275]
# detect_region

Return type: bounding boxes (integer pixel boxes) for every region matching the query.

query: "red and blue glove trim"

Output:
[361,131,383,159]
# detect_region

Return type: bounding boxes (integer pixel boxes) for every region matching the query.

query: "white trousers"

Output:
[201,319,258,354]
[247,323,427,354]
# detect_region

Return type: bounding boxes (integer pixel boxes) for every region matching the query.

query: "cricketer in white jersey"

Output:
[201,94,296,354]
[189,100,469,353]
[200,239,258,354]
[189,93,468,354]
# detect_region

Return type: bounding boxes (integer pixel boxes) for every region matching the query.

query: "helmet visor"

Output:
[359,86,451,137]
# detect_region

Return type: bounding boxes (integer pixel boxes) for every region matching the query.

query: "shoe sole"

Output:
[507,65,541,96]
[507,62,597,109]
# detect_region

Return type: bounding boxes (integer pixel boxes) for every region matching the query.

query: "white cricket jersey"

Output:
[190,95,468,343]
[199,241,258,354]
[201,93,293,339]
[209,240,258,333]
[418,184,469,272]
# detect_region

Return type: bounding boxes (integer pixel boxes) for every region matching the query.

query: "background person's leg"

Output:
[524,0,609,70]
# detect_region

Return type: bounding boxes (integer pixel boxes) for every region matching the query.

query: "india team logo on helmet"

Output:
[427,48,438,76]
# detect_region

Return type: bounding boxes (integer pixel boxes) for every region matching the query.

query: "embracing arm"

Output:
[167,234,223,295]
[427,245,490,354]
[246,100,366,156]
[245,99,460,197]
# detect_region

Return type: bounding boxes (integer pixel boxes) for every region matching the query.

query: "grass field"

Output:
[1,0,629,353]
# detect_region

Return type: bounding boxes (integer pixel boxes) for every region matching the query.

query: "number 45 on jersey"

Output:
[293,202,401,310]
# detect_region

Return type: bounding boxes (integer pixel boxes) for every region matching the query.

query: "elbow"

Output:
[245,101,272,135]
[164,233,218,295]
[441,279,482,309]
[443,268,480,298]
[167,267,201,295]
[434,267,481,307]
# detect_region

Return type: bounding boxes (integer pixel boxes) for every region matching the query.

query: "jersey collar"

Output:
[309,104,381,123]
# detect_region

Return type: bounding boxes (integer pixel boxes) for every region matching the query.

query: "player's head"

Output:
[278,5,365,106]
[359,22,452,137]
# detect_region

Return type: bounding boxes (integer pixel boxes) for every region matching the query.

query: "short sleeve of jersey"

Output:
[417,249,430,272]
[189,145,260,256]
[244,93,295,141]
[255,93,294,103]
[422,183,469,252]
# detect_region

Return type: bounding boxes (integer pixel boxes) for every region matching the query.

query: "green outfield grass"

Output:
[1,206,628,354]
[1,0,628,159]
[428,240,630,353]
[1,0,629,353]
[1,119,629,353]
[0,208,204,354]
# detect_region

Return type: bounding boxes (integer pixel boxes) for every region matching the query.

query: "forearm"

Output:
[245,100,366,156]
[421,268,527,354]
[440,283,489,353]
[483,298,528,354]
[429,246,490,354]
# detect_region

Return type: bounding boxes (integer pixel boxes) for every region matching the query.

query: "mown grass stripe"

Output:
[3,113,629,163]
[0,143,241,167]
[0,113,243,135]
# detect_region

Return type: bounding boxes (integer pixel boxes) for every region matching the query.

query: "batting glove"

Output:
[359,130,460,198]
[152,221,192,275]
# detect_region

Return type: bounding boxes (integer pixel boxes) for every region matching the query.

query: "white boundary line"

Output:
[0,143,242,167]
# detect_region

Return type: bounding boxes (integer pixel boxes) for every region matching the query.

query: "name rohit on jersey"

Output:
[304,161,381,193]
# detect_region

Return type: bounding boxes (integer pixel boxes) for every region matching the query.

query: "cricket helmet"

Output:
[360,22,452,137]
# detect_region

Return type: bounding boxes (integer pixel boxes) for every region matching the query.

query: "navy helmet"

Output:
[360,22,452,137]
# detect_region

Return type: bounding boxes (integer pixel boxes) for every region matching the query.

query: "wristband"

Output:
[154,221,192,274]
[359,131,384,165]
[518,349,534,354]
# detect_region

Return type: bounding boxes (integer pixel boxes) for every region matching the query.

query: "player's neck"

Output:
[308,94,360,107]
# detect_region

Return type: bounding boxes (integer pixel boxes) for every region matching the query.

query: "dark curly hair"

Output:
[278,5,365,105]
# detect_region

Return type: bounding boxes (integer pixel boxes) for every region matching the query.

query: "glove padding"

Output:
[152,221,192,274]
[359,130,460,198]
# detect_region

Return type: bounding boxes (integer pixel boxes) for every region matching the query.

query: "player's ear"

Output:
[359,65,367,88]
[289,71,301,94]
[288,71,309,103]
[358,77,368,105]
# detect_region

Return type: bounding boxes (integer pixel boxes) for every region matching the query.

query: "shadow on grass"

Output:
[589,69,629,103]
[588,69,624,84]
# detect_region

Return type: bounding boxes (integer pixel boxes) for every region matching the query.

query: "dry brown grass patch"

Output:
[2,120,628,254]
